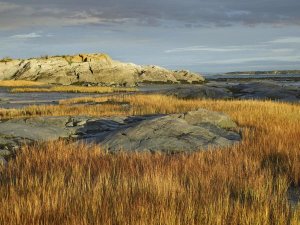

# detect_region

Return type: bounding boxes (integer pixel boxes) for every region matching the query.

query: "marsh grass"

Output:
[0,94,299,224]
[10,86,137,93]
[0,80,45,87]
[0,94,299,120]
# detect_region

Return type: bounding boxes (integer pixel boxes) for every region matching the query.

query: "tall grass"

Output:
[0,80,45,87]
[0,94,299,224]
[0,94,299,120]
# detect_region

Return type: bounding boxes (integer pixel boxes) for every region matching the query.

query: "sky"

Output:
[0,0,300,73]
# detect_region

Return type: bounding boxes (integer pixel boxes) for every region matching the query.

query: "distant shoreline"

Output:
[225,70,300,75]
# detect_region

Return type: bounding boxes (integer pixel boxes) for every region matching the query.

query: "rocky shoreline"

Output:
[225,69,300,75]
[0,54,299,162]
[0,53,204,86]
[140,79,300,102]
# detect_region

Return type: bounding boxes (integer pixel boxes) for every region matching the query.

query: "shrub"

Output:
[0,57,13,63]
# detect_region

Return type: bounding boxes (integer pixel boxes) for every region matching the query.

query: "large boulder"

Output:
[0,109,240,153]
[0,54,205,86]
[99,109,240,152]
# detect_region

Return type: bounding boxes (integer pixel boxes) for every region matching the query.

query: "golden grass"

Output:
[10,86,137,93]
[0,94,299,120]
[0,80,45,87]
[0,94,300,224]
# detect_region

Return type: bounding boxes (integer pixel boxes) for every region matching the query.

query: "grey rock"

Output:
[65,121,75,127]
[0,116,75,142]
[211,80,300,102]
[99,109,240,152]
[0,136,20,150]
[76,120,87,126]
[71,135,80,138]
[0,110,240,153]
[180,109,237,129]
[231,81,299,102]
[0,150,12,157]
[164,85,233,99]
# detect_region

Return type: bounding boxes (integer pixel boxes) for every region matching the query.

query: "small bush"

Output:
[40,55,49,60]
[0,57,13,63]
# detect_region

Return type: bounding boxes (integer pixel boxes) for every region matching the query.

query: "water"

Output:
[1,74,299,109]
[0,87,104,109]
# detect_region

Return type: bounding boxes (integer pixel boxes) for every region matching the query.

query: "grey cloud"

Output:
[164,44,269,53]
[0,0,300,30]
[10,32,42,39]
[171,55,300,66]
[0,2,20,13]
[268,37,300,44]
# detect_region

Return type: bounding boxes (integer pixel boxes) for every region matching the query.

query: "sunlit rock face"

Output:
[0,54,205,86]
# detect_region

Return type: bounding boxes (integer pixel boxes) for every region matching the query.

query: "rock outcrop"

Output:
[99,109,240,152]
[155,80,299,102]
[0,109,240,155]
[163,85,233,99]
[225,70,300,75]
[228,80,300,102]
[0,54,204,86]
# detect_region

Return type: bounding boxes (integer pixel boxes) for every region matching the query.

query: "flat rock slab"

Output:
[0,117,74,141]
[0,109,241,153]
[230,81,300,102]
[99,109,240,152]
[163,85,233,99]
[206,80,299,102]
[158,80,299,102]
[0,115,158,149]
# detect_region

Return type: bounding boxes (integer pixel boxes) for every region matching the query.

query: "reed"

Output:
[0,80,45,87]
[0,94,299,224]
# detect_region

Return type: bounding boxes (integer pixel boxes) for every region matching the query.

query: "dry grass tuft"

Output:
[0,94,299,224]
[10,86,137,93]
[0,80,45,87]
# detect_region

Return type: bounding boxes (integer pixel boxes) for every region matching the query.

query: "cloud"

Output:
[64,11,133,26]
[0,0,300,30]
[164,44,268,53]
[193,56,300,65]
[268,37,300,44]
[225,10,251,18]
[165,46,242,53]
[0,4,135,30]
[0,2,20,13]
[11,32,42,39]
[271,48,294,53]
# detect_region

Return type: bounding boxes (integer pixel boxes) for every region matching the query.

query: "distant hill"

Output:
[225,70,300,75]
